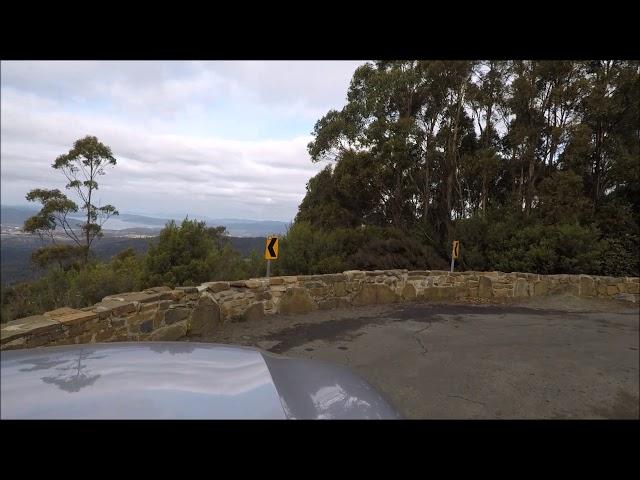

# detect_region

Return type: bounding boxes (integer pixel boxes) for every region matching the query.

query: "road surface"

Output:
[212,295,639,419]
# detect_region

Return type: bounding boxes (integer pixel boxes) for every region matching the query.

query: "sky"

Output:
[0,61,366,222]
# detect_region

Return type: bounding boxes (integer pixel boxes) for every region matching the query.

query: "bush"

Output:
[275,222,447,275]
[0,250,146,323]
[596,234,640,277]
[143,219,251,287]
[455,213,614,275]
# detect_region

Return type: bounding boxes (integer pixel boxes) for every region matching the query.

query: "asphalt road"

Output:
[214,295,640,419]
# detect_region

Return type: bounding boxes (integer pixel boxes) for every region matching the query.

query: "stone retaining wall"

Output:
[2,270,638,350]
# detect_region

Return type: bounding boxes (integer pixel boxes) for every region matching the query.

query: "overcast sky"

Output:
[1,61,366,221]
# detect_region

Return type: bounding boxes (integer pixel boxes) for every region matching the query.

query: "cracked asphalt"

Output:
[212,295,640,419]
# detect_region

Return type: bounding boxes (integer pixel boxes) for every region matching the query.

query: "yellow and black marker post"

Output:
[264,236,279,278]
[450,240,460,272]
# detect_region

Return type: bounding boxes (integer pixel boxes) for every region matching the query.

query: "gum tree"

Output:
[24,135,119,267]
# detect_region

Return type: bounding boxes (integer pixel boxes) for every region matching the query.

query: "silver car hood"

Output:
[0,342,400,419]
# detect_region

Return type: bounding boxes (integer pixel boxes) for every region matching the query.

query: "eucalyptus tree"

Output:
[24,136,119,267]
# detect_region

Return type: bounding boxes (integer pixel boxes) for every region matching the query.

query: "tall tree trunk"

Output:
[480,171,487,216]
[84,164,94,265]
[594,119,603,204]
[423,151,430,226]
[445,79,467,236]
[518,163,524,212]
[526,144,535,215]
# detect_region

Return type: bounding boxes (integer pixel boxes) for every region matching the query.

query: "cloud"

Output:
[0,61,365,221]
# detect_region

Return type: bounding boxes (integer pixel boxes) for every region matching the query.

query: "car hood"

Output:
[1,342,400,419]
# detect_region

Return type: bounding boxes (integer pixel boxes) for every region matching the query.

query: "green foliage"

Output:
[143,219,248,287]
[30,244,86,270]
[1,220,266,323]
[596,234,640,277]
[455,213,608,275]
[292,60,639,278]
[24,188,78,238]
[0,250,146,323]
[274,222,447,275]
[536,170,592,224]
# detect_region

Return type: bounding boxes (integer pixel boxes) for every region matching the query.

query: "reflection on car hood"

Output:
[1,342,400,419]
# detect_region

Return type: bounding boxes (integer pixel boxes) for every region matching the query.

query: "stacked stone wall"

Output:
[2,270,638,351]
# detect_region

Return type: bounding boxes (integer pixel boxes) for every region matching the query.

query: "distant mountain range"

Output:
[1,205,289,237]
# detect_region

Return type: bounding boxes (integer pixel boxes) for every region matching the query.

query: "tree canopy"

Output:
[287,60,639,276]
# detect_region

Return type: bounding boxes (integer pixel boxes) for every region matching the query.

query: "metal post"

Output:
[450,257,454,273]
[266,259,271,279]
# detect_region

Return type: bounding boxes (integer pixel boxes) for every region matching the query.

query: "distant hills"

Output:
[1,205,289,237]
[0,229,267,287]
[0,205,285,286]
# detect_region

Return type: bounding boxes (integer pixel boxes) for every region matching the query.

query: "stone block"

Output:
[278,288,317,315]
[532,280,547,296]
[352,283,399,306]
[1,337,27,350]
[308,286,330,297]
[189,299,220,337]
[255,290,272,301]
[493,288,511,298]
[175,286,198,294]
[168,290,185,301]
[156,300,173,311]
[478,276,493,299]
[26,333,67,348]
[95,328,116,342]
[514,278,530,297]
[148,322,188,341]
[579,275,596,297]
[401,283,417,301]
[333,282,347,297]
[344,270,365,280]
[204,281,230,293]
[94,300,137,316]
[108,291,174,303]
[626,282,640,294]
[110,317,127,329]
[419,286,461,301]
[240,302,264,322]
[1,315,62,345]
[245,280,262,289]
[47,309,99,326]
[139,319,154,334]
[43,307,77,318]
[65,318,102,338]
[146,286,172,293]
[163,307,190,325]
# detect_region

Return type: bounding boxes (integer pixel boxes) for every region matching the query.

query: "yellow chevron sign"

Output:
[265,236,279,260]
[452,240,460,259]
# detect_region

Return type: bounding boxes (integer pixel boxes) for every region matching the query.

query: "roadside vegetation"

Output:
[1,60,638,323]
[273,60,639,278]
[1,219,265,322]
